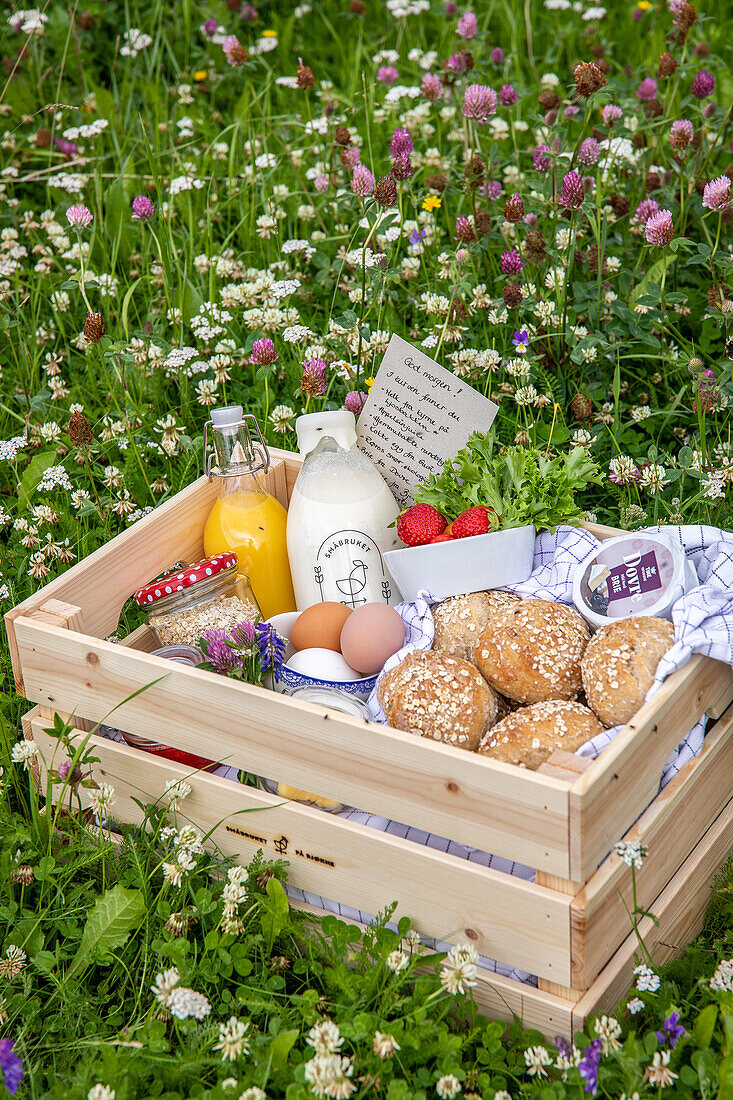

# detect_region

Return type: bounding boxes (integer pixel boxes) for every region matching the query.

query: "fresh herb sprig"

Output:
[413,433,602,532]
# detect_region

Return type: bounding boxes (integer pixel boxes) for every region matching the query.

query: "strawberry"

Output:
[430,533,454,544]
[397,503,447,546]
[451,505,499,539]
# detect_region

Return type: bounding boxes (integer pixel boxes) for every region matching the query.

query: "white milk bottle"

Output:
[287,410,402,610]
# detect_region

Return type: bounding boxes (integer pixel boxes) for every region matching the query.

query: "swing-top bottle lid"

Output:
[296,410,357,457]
[211,405,243,433]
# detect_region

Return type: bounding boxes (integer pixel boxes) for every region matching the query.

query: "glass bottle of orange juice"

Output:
[203,406,296,619]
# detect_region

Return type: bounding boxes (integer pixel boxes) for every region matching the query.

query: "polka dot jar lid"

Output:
[134,552,238,606]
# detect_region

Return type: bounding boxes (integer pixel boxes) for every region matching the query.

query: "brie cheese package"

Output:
[573,531,697,629]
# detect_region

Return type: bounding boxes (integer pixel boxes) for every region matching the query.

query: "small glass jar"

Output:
[259,687,369,813]
[134,553,260,647]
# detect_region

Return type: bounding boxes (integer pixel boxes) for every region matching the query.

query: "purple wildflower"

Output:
[390,152,413,180]
[670,119,694,149]
[55,137,77,156]
[241,3,257,21]
[564,104,580,118]
[377,65,399,85]
[203,17,218,35]
[484,179,502,199]
[409,228,427,245]
[578,1038,602,1095]
[533,144,551,172]
[602,104,622,125]
[445,0,458,12]
[578,137,600,166]
[231,621,256,646]
[456,11,477,38]
[131,194,155,222]
[421,72,443,101]
[500,250,524,274]
[314,175,329,192]
[512,329,530,351]
[446,52,471,74]
[202,632,243,674]
[66,204,93,229]
[463,83,497,121]
[499,83,518,105]
[390,127,414,158]
[636,77,658,101]
[222,34,247,66]
[656,1011,686,1050]
[491,46,504,63]
[341,145,361,170]
[351,164,375,197]
[344,391,367,414]
[256,622,286,672]
[300,358,327,396]
[634,197,660,224]
[645,209,674,246]
[691,70,715,98]
[560,170,584,210]
[702,175,731,212]
[249,337,278,365]
[0,1040,23,1097]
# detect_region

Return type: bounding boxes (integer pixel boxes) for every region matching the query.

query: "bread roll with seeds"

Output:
[581,616,674,728]
[378,649,498,751]
[475,598,590,703]
[478,700,603,770]
[433,590,520,663]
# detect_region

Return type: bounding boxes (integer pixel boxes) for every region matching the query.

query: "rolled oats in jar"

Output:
[133,553,260,647]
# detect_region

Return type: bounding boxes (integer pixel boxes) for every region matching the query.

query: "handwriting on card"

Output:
[356,335,499,507]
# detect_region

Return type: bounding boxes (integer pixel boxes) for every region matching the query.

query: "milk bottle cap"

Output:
[296,411,357,457]
[572,530,696,629]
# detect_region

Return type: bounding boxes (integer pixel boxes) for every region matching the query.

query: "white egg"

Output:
[285,647,361,682]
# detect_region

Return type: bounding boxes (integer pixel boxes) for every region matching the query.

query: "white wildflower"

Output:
[167,986,211,1020]
[214,1016,251,1060]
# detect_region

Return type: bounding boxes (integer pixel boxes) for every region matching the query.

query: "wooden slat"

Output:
[571,706,733,988]
[15,616,573,875]
[570,654,733,881]
[28,717,573,984]
[571,797,733,1034]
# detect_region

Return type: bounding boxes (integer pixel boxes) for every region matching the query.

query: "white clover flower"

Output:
[151,966,180,1007]
[710,959,733,992]
[639,463,667,494]
[435,1074,461,1099]
[11,740,39,769]
[239,1089,266,1100]
[89,783,116,815]
[214,1016,251,1060]
[524,1045,553,1077]
[164,779,191,804]
[385,949,409,974]
[373,1031,400,1058]
[594,1014,623,1054]
[644,1049,677,1088]
[168,986,211,1020]
[307,1019,343,1055]
[87,1087,115,1100]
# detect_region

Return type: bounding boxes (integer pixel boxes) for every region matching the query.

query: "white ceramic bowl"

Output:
[265,612,377,701]
[384,525,536,603]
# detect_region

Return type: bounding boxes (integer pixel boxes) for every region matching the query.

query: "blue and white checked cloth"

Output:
[288,524,733,983]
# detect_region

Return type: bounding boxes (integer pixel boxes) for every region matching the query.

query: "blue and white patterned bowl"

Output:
[266,612,377,702]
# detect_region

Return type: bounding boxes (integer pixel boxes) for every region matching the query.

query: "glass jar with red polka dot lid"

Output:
[133,552,261,647]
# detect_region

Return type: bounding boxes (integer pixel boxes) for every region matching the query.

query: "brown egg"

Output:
[290,602,353,653]
[340,603,406,676]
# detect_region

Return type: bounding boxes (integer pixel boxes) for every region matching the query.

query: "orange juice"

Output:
[204,490,296,620]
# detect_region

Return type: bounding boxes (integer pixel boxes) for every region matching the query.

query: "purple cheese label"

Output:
[579,537,676,619]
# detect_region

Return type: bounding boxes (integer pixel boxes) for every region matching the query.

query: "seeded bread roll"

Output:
[475,598,590,703]
[433,590,521,663]
[477,700,603,770]
[581,616,674,728]
[378,649,498,751]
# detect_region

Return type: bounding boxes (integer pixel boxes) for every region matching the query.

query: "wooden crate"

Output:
[7,447,733,1038]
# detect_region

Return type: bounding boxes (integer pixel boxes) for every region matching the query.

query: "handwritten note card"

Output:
[356,334,499,507]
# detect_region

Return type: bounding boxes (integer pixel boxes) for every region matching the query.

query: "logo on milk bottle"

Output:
[313,528,393,606]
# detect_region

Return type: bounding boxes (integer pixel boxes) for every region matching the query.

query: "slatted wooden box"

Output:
[7,446,733,1039]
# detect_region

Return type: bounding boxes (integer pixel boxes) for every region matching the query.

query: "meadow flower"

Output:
[644,1050,677,1088]
[500,250,523,274]
[89,783,116,815]
[462,84,497,121]
[385,950,409,973]
[350,164,374,197]
[223,35,248,65]
[421,72,443,100]
[669,119,694,149]
[377,65,399,84]
[300,358,327,396]
[131,195,155,221]
[344,391,367,413]
[524,1045,553,1077]
[307,1020,343,1054]
[66,204,93,229]
[373,175,398,207]
[645,210,674,246]
[560,170,584,210]
[656,1011,685,1049]
[436,1075,461,1099]
[710,958,733,992]
[627,996,645,1014]
[702,176,731,212]
[690,69,714,98]
[0,947,27,979]
[636,77,658,101]
[499,83,518,105]
[578,1038,602,1094]
[11,740,38,768]
[120,28,152,56]
[250,337,278,365]
[456,11,477,38]
[256,622,286,671]
[594,1015,622,1054]
[634,963,661,992]
[240,1089,266,1100]
[615,840,646,867]
[491,46,504,62]
[214,1017,251,1060]
[0,1040,23,1096]
[164,779,191,804]
[168,987,211,1020]
[87,1086,114,1100]
[373,1032,400,1058]
[423,194,442,211]
[305,1053,355,1099]
[640,463,667,492]
[533,144,551,172]
[578,138,600,166]
[270,405,296,433]
[602,104,622,124]
[574,61,606,97]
